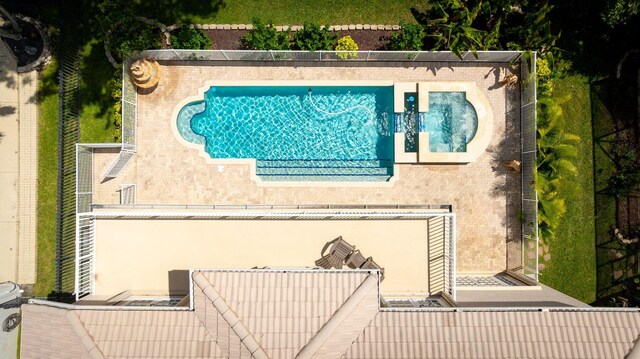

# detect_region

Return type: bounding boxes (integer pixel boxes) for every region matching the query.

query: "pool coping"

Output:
[170,80,400,188]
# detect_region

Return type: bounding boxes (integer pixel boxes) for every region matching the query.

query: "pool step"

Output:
[260,175,392,182]
[256,166,393,177]
[256,159,393,169]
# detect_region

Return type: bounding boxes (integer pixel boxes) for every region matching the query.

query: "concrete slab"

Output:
[93,218,443,297]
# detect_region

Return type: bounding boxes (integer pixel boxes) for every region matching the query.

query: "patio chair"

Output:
[361,257,385,281]
[345,249,367,269]
[314,236,355,269]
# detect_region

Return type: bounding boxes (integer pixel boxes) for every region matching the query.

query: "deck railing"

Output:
[102,66,137,179]
[142,49,524,63]
[75,214,95,300]
[73,211,456,300]
[520,53,539,280]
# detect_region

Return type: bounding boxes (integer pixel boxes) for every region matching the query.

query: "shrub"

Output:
[107,19,162,61]
[292,23,337,51]
[536,96,580,241]
[109,71,122,141]
[242,18,290,50]
[171,27,212,50]
[536,57,554,96]
[335,35,359,59]
[388,22,425,51]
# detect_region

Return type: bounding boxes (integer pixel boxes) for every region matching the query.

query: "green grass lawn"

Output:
[139,0,426,25]
[33,60,59,297]
[79,39,118,143]
[538,75,597,304]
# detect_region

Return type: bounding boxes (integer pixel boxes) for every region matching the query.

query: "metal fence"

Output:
[73,211,456,300]
[76,145,93,214]
[142,49,523,63]
[443,215,456,300]
[75,214,95,300]
[102,66,137,179]
[56,17,82,296]
[520,53,539,280]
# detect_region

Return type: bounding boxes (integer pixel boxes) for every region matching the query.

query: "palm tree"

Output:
[535,96,580,241]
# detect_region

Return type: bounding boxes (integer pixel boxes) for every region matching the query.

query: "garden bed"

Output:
[204,29,393,51]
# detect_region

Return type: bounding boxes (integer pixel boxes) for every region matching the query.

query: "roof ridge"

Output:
[296,273,379,359]
[193,271,269,359]
[65,311,105,359]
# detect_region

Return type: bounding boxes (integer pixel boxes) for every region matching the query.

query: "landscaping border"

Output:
[170,24,402,32]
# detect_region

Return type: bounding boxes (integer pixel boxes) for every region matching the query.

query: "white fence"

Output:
[520,53,539,280]
[75,214,95,300]
[73,210,456,301]
[443,215,456,300]
[102,66,137,179]
[142,49,523,63]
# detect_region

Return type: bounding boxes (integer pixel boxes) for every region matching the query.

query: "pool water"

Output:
[419,92,478,152]
[178,86,394,181]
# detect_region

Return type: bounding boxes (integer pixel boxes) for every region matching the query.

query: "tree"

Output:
[0,5,22,40]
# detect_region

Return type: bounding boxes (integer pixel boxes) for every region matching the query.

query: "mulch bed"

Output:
[204,29,393,51]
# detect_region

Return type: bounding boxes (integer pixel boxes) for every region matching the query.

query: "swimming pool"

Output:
[177,86,394,181]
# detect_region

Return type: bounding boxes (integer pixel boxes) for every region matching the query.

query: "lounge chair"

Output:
[314,236,355,269]
[361,257,385,281]
[345,250,366,269]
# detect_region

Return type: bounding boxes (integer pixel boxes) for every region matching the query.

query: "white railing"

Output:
[75,214,96,300]
[520,53,539,280]
[102,65,137,180]
[145,49,524,62]
[142,49,523,63]
[73,210,456,300]
[91,203,452,211]
[443,215,456,300]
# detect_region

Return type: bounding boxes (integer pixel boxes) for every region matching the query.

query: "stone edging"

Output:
[167,24,402,32]
[104,16,171,69]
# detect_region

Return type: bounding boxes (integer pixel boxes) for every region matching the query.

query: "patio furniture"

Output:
[314,236,355,269]
[345,250,367,269]
[361,257,385,281]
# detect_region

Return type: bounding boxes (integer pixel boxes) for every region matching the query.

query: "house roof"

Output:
[20,270,640,359]
[344,311,640,358]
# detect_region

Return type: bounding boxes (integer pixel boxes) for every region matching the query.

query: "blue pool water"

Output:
[177,86,394,181]
[419,92,478,152]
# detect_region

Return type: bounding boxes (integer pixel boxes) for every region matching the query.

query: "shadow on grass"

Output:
[137,0,227,24]
[591,74,640,306]
[79,39,116,120]
[45,291,75,303]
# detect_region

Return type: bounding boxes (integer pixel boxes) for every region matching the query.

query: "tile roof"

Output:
[343,311,640,358]
[199,270,373,359]
[20,270,640,359]
[20,305,93,359]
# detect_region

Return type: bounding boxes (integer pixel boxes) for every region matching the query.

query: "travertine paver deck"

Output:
[93,61,522,274]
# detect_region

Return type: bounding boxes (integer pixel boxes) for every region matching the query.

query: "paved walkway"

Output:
[0,40,39,284]
[0,40,19,283]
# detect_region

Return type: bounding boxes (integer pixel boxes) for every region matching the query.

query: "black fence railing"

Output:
[55,15,81,296]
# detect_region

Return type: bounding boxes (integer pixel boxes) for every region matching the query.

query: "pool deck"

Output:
[91,61,522,275]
